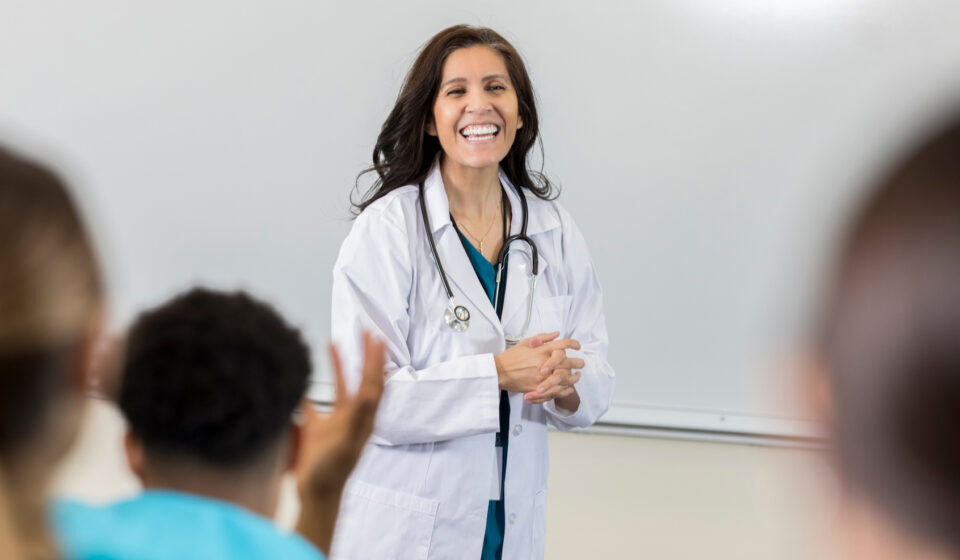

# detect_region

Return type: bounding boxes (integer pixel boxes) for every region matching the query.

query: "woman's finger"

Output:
[543,338,581,353]
[526,383,568,404]
[560,357,585,371]
[539,349,566,375]
[526,331,560,348]
[536,368,571,393]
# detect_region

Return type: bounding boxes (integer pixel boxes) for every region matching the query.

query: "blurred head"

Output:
[0,144,103,476]
[354,24,554,213]
[0,144,103,556]
[815,117,960,557]
[118,288,311,507]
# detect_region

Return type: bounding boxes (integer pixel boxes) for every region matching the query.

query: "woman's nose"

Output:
[464,91,493,114]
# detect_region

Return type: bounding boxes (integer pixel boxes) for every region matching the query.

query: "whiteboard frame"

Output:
[308,381,824,446]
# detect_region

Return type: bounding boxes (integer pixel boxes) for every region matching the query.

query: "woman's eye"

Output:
[447,88,466,96]
[488,84,506,91]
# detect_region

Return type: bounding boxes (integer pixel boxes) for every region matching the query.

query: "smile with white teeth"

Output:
[460,124,500,142]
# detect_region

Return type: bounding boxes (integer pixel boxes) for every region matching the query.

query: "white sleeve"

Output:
[542,207,616,429]
[331,206,500,446]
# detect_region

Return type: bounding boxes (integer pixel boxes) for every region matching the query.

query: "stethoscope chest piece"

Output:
[419,180,538,338]
[445,302,470,332]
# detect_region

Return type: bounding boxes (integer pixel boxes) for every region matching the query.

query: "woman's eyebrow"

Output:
[440,77,466,88]
[440,74,509,89]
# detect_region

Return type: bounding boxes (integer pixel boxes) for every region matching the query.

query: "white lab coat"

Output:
[329,163,615,560]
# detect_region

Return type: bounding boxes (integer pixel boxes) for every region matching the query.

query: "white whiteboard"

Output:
[3,0,960,438]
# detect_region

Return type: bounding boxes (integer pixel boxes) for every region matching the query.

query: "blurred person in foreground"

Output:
[809,115,960,559]
[0,144,383,559]
[0,145,104,560]
[0,467,24,559]
[54,287,385,559]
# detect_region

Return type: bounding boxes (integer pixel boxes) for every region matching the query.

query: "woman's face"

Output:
[428,45,523,174]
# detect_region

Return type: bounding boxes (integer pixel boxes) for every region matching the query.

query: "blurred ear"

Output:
[70,308,106,394]
[124,430,147,483]
[517,115,523,130]
[285,421,303,473]
[802,351,834,432]
[425,119,437,137]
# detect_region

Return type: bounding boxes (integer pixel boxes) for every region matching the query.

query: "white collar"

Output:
[420,161,560,236]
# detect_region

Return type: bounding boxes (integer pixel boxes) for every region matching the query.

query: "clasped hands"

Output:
[494,331,584,405]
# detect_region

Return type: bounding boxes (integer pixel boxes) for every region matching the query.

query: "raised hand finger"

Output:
[328,342,348,406]
[357,334,386,414]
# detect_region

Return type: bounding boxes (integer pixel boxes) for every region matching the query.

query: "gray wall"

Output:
[4,1,960,436]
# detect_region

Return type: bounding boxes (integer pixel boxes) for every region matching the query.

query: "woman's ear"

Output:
[425,119,438,137]
[517,115,523,130]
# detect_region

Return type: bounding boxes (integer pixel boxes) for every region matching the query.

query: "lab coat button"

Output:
[513,424,522,436]
[508,513,516,524]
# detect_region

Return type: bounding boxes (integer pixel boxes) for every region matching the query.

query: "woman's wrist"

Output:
[494,353,506,389]
[553,389,581,413]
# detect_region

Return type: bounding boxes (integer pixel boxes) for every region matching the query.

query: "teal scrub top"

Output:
[454,227,509,560]
[53,490,326,560]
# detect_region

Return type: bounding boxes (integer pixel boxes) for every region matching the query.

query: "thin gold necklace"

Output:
[453,198,501,255]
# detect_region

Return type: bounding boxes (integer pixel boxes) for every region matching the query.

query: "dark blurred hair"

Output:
[0,145,103,454]
[352,24,555,214]
[118,288,311,466]
[819,118,960,553]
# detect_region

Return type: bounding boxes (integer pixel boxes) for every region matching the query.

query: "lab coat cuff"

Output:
[542,387,599,429]
[542,398,581,420]
[478,353,502,428]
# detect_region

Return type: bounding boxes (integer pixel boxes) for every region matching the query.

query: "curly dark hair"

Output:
[118,288,311,466]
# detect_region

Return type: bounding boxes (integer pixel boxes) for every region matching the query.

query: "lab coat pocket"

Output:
[532,488,548,560]
[533,294,572,336]
[330,479,439,560]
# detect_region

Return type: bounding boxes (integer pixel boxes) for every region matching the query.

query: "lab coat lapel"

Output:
[423,166,501,331]
[498,173,554,332]
[499,240,546,335]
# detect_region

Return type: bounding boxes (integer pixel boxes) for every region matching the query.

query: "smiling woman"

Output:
[331,25,615,560]
[427,45,523,174]
[352,25,551,215]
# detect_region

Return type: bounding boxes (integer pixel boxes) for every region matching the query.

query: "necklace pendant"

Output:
[479,241,484,254]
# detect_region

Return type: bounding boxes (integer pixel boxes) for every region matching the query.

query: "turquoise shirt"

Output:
[53,490,325,560]
[455,228,508,560]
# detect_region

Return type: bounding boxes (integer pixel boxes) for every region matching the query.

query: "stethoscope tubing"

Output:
[419,180,539,335]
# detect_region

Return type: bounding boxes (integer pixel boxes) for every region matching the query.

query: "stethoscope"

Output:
[419,180,539,346]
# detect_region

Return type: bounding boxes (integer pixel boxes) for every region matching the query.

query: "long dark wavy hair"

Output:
[352,24,556,214]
